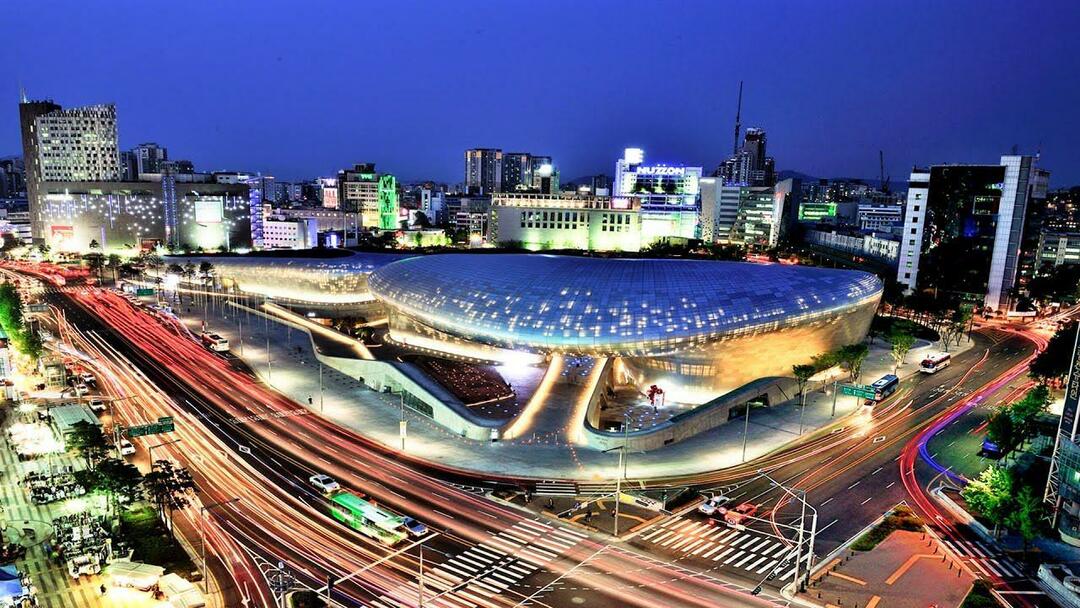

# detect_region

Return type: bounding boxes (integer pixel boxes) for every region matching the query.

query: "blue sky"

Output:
[4,0,1079,185]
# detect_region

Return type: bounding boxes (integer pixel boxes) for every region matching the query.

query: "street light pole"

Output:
[614,411,629,537]
[319,361,324,413]
[758,471,818,593]
[742,402,751,462]
[399,392,406,451]
[798,390,806,435]
[148,438,182,471]
[830,380,838,417]
[200,497,241,601]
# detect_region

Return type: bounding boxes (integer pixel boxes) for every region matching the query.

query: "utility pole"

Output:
[742,402,751,462]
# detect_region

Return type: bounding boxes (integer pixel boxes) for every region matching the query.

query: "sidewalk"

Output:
[183,292,966,481]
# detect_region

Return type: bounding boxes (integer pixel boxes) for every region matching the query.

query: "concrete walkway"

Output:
[180,292,966,482]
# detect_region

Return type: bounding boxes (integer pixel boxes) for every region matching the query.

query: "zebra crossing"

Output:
[639,515,810,582]
[370,519,588,608]
[942,538,1025,579]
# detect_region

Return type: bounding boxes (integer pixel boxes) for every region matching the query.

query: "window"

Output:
[910,228,916,234]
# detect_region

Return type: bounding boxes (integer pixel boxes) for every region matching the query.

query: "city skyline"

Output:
[4,0,1080,184]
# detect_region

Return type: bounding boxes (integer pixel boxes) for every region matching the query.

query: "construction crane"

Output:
[879,150,890,194]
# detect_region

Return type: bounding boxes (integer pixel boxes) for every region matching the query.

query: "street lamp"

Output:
[148,437,182,470]
[200,497,242,600]
[603,411,631,537]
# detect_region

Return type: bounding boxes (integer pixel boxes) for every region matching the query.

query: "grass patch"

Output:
[117,506,197,578]
[850,506,923,551]
[961,580,996,608]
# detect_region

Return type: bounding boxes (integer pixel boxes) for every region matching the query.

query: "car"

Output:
[309,474,340,494]
[79,372,96,385]
[118,439,136,456]
[73,383,89,396]
[698,494,731,517]
[721,502,759,526]
[87,398,107,413]
[402,516,429,537]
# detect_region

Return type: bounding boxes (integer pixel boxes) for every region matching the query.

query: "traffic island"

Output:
[803,529,974,608]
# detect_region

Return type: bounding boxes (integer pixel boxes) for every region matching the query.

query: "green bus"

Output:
[328,492,408,546]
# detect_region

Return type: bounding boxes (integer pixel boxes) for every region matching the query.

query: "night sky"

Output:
[4,0,1079,186]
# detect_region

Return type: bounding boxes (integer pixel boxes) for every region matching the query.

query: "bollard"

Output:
[942,554,946,562]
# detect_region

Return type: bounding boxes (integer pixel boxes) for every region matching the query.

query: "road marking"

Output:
[713,547,736,562]
[745,555,769,572]
[820,497,834,506]
[820,518,839,533]
[872,467,883,475]
[434,509,456,520]
[723,550,745,564]
[885,481,896,489]
[861,496,873,505]
[847,481,861,490]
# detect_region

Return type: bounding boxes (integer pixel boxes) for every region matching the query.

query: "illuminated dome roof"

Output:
[369,254,882,354]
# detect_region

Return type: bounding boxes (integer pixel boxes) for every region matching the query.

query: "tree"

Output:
[811,350,839,373]
[838,343,870,382]
[986,409,1018,453]
[961,467,1013,536]
[1006,485,1042,553]
[1030,322,1078,383]
[96,457,145,516]
[108,253,123,284]
[1008,384,1051,443]
[144,460,196,529]
[414,211,432,229]
[889,329,916,373]
[84,251,105,283]
[67,421,109,469]
[792,364,816,397]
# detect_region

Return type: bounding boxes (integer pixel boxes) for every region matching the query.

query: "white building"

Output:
[613,148,700,243]
[262,217,318,249]
[857,203,904,234]
[486,193,641,251]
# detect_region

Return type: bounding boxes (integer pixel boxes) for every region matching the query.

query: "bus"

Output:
[200,332,229,353]
[919,353,951,374]
[328,492,408,546]
[869,374,899,402]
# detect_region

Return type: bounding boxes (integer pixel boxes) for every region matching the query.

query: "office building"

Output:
[319,177,339,209]
[132,142,168,176]
[804,229,900,266]
[486,193,641,251]
[501,153,532,192]
[338,164,383,227]
[717,128,775,187]
[0,158,25,198]
[700,178,798,247]
[263,217,319,249]
[465,148,503,195]
[1046,324,1080,545]
[857,204,905,234]
[1037,231,1080,267]
[896,156,1049,310]
[613,148,701,243]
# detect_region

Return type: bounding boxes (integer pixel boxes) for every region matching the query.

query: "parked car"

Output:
[118,439,136,456]
[698,494,731,517]
[73,383,89,396]
[87,398,107,413]
[402,516,429,537]
[721,502,759,526]
[79,372,96,385]
[309,474,340,494]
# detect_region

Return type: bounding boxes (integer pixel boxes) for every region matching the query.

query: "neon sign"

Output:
[636,166,686,176]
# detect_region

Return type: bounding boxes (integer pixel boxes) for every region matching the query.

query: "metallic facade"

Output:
[370,254,882,398]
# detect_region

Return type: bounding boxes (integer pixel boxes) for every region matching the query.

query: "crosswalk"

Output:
[639,515,809,582]
[942,538,1025,579]
[370,519,588,608]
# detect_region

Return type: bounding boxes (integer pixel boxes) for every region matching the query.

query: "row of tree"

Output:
[67,421,195,528]
[985,385,1052,454]
[961,467,1043,551]
[0,282,43,360]
[791,342,872,396]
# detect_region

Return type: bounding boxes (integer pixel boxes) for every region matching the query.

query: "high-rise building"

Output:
[377,174,399,230]
[318,177,339,209]
[132,142,168,176]
[896,155,1049,311]
[464,148,502,195]
[1046,324,1080,544]
[717,128,775,187]
[613,147,701,243]
[21,100,123,240]
[0,158,25,198]
[501,153,532,193]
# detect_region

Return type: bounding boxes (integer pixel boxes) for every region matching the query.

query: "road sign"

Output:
[135,287,155,296]
[126,416,175,438]
[840,383,876,399]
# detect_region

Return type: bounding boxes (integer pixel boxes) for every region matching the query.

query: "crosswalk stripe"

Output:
[457,590,497,608]
[772,544,791,557]
[661,533,684,547]
[702,544,725,559]
[708,527,735,541]
[668,519,695,532]
[507,563,534,575]
[522,544,558,560]
[682,539,705,553]
[517,519,553,532]
[756,558,779,574]
[670,536,696,550]
[437,563,471,579]
[980,559,1002,577]
[501,529,534,543]
[964,540,987,558]
[641,528,668,541]
[533,537,571,553]
[713,547,736,562]
[745,556,769,572]
[455,555,485,570]
[651,531,675,544]
[490,570,519,585]
[471,547,503,560]
[723,550,745,565]
[692,541,714,556]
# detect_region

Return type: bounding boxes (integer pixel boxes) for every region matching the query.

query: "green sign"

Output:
[135,288,155,296]
[126,416,175,438]
[841,384,876,399]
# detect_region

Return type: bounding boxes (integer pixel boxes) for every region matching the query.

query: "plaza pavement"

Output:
[181,292,966,482]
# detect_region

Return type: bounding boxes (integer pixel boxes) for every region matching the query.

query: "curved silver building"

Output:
[166,252,413,305]
[370,254,883,400]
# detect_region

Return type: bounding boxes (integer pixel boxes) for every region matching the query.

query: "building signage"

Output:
[636,166,686,177]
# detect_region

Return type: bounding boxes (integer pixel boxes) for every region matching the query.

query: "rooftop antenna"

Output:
[732,81,743,156]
